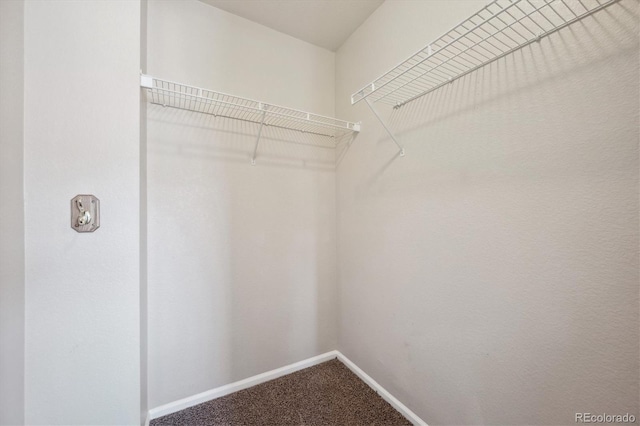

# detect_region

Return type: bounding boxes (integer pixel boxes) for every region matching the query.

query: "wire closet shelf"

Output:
[142,75,360,139]
[351,0,619,108]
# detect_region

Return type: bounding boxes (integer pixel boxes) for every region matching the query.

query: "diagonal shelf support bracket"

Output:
[251,106,267,166]
[364,98,404,157]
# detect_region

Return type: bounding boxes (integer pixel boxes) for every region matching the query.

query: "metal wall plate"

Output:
[71,195,100,233]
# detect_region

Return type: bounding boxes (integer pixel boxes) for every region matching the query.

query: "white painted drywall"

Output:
[140,0,149,424]
[0,1,25,424]
[336,1,639,424]
[146,0,338,409]
[23,0,142,424]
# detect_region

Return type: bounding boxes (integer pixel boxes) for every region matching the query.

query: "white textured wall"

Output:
[147,0,338,408]
[23,1,142,424]
[140,0,149,423]
[336,1,639,425]
[0,1,25,424]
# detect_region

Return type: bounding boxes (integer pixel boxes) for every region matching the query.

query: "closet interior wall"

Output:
[335,0,639,424]
[140,0,149,423]
[22,1,143,423]
[0,1,25,424]
[146,0,338,409]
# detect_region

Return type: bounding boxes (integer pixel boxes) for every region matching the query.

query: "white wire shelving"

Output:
[351,0,619,156]
[141,75,360,165]
[352,0,619,108]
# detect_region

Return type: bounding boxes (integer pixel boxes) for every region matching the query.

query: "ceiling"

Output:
[198,0,385,51]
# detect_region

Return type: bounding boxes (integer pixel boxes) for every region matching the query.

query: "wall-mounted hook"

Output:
[71,195,100,233]
[75,198,91,226]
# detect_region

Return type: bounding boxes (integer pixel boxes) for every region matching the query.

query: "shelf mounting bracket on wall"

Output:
[364,97,404,157]
[251,105,267,165]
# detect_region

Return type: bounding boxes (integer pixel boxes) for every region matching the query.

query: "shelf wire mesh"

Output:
[351,0,619,107]
[144,78,359,143]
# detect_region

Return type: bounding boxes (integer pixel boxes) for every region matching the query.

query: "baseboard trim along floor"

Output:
[147,350,427,426]
[335,352,427,426]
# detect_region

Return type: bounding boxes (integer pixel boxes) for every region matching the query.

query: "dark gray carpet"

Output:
[151,358,412,426]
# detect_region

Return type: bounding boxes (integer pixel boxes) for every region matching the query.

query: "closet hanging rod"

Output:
[351,0,620,108]
[141,75,361,138]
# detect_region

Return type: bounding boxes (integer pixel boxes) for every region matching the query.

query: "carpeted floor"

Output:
[151,358,412,426]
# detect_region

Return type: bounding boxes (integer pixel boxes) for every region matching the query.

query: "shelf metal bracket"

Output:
[251,106,267,166]
[364,98,404,157]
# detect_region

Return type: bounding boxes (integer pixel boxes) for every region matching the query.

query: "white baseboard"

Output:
[147,349,427,426]
[336,352,427,426]
[148,350,340,420]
